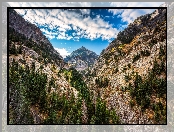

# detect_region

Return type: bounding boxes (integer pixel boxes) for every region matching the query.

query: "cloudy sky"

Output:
[8,2,164,58]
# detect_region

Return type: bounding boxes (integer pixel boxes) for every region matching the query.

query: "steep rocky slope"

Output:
[8,9,79,124]
[9,9,64,66]
[86,8,167,124]
[64,46,98,71]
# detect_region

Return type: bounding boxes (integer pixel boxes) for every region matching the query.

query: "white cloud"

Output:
[13,8,119,41]
[108,9,124,16]
[40,28,58,35]
[34,9,44,17]
[8,2,164,42]
[13,8,112,41]
[108,2,164,24]
[54,48,70,58]
[80,9,90,15]
[56,32,66,40]
[109,9,157,24]
[45,34,55,40]
[40,28,58,40]
[15,9,26,15]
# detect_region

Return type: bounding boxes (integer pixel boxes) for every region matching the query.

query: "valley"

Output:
[8,8,166,124]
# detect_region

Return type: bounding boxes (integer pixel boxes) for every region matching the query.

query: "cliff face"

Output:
[86,8,166,124]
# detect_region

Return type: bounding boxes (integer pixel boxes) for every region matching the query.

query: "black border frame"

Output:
[7,6,167,125]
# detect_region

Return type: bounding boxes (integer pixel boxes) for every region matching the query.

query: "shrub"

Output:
[140,50,150,56]
[152,60,166,75]
[95,77,109,88]
[129,100,134,108]
[115,67,119,73]
[159,46,165,56]
[133,53,140,63]
[123,66,127,71]
[124,74,131,82]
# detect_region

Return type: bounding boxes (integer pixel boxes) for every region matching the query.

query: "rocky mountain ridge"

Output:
[86,8,166,124]
[8,9,79,124]
[9,9,63,66]
[64,46,98,71]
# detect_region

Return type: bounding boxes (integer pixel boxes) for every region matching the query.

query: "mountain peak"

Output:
[79,46,87,51]
[80,46,86,49]
[64,47,98,70]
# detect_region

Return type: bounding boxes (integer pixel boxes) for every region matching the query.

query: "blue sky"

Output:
[9,2,164,58]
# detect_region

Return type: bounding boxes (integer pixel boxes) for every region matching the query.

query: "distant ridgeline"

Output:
[64,46,98,71]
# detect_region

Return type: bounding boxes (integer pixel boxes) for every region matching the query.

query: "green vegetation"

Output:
[9,59,121,124]
[9,59,47,124]
[43,92,82,124]
[152,59,166,75]
[9,27,62,65]
[123,66,127,72]
[129,70,166,110]
[159,45,166,57]
[124,73,131,82]
[128,63,131,69]
[7,7,168,126]
[9,43,22,55]
[129,99,135,108]
[117,31,134,44]
[152,102,166,123]
[95,77,109,88]
[115,67,119,73]
[127,69,166,124]
[93,98,120,124]
[140,50,150,57]
[133,53,141,63]
[58,67,119,124]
